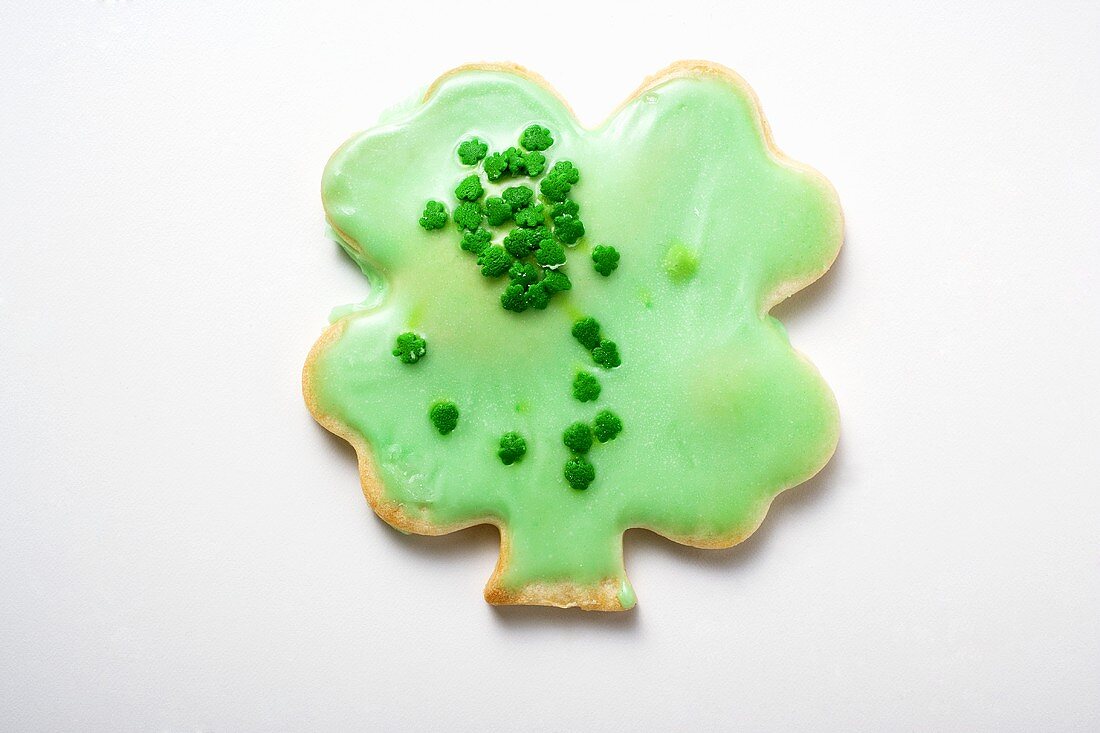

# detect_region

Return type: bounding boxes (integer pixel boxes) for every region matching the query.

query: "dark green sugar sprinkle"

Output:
[418,200,448,230]
[542,270,572,293]
[562,422,593,454]
[593,410,623,443]
[502,185,534,210]
[550,199,578,219]
[525,281,550,310]
[550,160,580,184]
[508,260,540,287]
[514,203,545,228]
[571,317,602,350]
[530,224,551,243]
[552,214,584,245]
[457,138,488,165]
[564,456,595,490]
[503,227,539,258]
[592,245,620,276]
[453,201,483,231]
[535,238,566,268]
[454,175,484,202]
[429,401,459,435]
[569,313,621,371]
[592,339,621,369]
[539,174,571,203]
[498,432,527,465]
[500,282,529,312]
[392,332,427,364]
[540,160,580,202]
[503,147,526,176]
[460,228,491,254]
[522,151,546,176]
[501,278,556,314]
[484,152,509,181]
[477,245,512,277]
[485,196,512,226]
[572,371,601,402]
[520,124,554,151]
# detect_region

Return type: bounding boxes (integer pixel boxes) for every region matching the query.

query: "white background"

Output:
[2,1,1098,730]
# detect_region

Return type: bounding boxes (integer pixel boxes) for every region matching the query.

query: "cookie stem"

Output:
[484,526,634,611]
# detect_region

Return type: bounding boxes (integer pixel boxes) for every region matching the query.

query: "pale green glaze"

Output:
[307,66,842,608]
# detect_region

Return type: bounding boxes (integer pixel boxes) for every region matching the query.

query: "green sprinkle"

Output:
[572,371,601,402]
[454,175,484,202]
[457,138,488,165]
[484,152,508,181]
[593,410,623,443]
[501,282,528,312]
[572,317,601,350]
[562,422,593,454]
[539,174,571,203]
[525,281,550,310]
[522,150,546,176]
[592,245,620,276]
[476,245,512,277]
[514,203,545,228]
[508,260,539,286]
[460,228,491,254]
[502,185,534,210]
[503,227,539,258]
[392,332,426,364]
[418,201,447,230]
[520,124,554,151]
[542,270,572,293]
[542,160,579,201]
[550,160,580,184]
[453,201,483,231]
[498,432,527,465]
[552,214,584,245]
[664,241,699,283]
[550,200,579,219]
[485,196,512,226]
[429,401,459,435]
[564,456,595,490]
[592,339,621,369]
[504,147,526,176]
[535,238,566,268]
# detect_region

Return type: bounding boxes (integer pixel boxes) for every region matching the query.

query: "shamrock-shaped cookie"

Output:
[304,62,842,610]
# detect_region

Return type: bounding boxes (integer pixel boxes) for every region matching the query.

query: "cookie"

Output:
[304,61,842,611]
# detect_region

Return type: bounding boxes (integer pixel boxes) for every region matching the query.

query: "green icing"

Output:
[307,66,841,610]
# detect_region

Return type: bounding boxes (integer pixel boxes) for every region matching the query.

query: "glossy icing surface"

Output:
[305,64,842,610]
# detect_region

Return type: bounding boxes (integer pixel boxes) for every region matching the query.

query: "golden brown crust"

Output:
[484,578,627,611]
[305,61,842,611]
